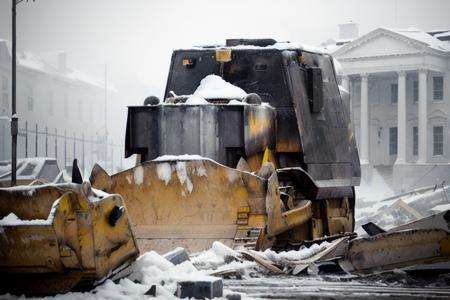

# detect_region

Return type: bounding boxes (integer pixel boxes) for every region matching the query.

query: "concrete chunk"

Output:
[176,277,223,299]
[163,247,189,265]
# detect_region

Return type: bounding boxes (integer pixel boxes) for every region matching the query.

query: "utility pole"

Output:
[11,0,18,186]
[10,0,34,186]
[104,64,108,169]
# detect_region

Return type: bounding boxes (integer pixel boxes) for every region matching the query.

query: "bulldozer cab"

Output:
[127,39,360,187]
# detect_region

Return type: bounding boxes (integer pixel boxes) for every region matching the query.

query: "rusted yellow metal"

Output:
[340,229,450,273]
[0,182,139,295]
[215,49,232,62]
[90,159,315,253]
[326,197,354,235]
[265,172,312,237]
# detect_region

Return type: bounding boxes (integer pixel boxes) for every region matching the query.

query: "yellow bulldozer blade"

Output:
[90,158,312,254]
[0,182,139,295]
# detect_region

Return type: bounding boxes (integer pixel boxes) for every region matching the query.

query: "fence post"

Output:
[54,128,58,160]
[25,121,28,158]
[35,123,38,157]
[64,129,67,168]
[73,132,76,161]
[45,126,48,157]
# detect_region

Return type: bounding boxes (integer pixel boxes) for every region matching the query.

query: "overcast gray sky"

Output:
[1,0,450,143]
[1,0,450,96]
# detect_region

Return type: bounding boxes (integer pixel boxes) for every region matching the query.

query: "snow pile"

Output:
[191,241,241,269]
[193,75,247,100]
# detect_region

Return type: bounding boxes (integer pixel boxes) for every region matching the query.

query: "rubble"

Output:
[176,278,223,299]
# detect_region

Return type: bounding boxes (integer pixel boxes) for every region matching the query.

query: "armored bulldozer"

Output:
[91,38,361,253]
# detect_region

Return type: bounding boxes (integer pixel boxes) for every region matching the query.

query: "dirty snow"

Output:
[156,162,172,185]
[133,165,144,185]
[193,74,248,100]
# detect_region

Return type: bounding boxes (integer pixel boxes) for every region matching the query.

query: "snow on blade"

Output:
[0,199,60,226]
[133,165,144,185]
[193,74,247,100]
[175,161,193,194]
[153,154,207,161]
[156,162,172,185]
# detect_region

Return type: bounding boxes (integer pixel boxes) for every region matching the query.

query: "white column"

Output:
[418,69,428,163]
[396,71,407,164]
[342,76,350,93]
[360,74,370,164]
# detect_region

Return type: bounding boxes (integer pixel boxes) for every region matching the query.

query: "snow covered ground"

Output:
[2,239,450,299]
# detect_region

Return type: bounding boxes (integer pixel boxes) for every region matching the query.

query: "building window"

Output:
[413,126,418,156]
[433,126,444,156]
[1,76,7,91]
[27,95,33,111]
[433,76,444,101]
[413,80,418,103]
[64,95,68,118]
[390,83,398,104]
[49,91,54,116]
[389,127,398,155]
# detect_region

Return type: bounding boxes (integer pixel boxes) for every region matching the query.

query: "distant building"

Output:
[325,23,450,192]
[0,39,120,173]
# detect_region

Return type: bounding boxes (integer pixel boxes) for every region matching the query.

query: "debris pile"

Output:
[356,183,450,231]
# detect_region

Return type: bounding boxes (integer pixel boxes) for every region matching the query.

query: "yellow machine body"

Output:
[90,158,313,253]
[0,182,139,295]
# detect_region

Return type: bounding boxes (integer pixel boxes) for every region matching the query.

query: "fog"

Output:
[0,0,450,171]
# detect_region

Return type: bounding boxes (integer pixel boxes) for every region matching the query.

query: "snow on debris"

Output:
[175,161,193,194]
[1,240,339,299]
[193,74,248,100]
[261,242,330,265]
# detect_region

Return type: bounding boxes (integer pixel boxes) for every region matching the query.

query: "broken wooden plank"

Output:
[240,251,285,274]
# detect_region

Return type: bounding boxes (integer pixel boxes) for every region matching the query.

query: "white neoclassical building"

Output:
[328,24,450,192]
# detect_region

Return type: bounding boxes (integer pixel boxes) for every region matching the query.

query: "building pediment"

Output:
[333,28,433,60]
